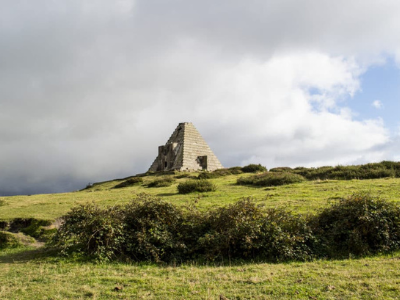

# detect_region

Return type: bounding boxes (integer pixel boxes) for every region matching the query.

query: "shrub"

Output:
[197,198,265,260]
[197,172,219,180]
[213,169,234,176]
[147,176,176,188]
[20,219,52,238]
[198,168,236,179]
[269,167,292,172]
[256,209,316,262]
[241,164,267,173]
[290,162,399,181]
[52,203,125,261]
[177,180,216,194]
[197,199,315,262]
[0,231,21,249]
[312,193,400,257]
[228,166,243,174]
[51,192,400,263]
[123,195,186,262]
[174,173,193,179]
[113,177,143,189]
[237,172,305,187]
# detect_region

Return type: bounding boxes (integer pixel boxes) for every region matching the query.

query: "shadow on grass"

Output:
[0,246,59,264]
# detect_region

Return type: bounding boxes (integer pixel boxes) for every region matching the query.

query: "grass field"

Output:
[1,172,400,299]
[2,174,400,221]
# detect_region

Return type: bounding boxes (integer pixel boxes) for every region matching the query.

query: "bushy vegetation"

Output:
[311,192,400,257]
[0,231,21,249]
[52,204,125,261]
[113,177,143,189]
[123,195,186,262]
[147,176,176,188]
[237,171,305,187]
[274,161,400,180]
[177,179,217,194]
[197,167,243,179]
[198,199,314,261]
[51,193,400,263]
[241,164,267,173]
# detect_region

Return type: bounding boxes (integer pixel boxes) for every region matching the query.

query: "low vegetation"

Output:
[147,176,176,187]
[2,161,400,299]
[271,161,400,180]
[237,171,305,187]
[113,177,143,189]
[51,192,400,263]
[177,179,216,194]
[0,231,21,249]
[241,163,267,173]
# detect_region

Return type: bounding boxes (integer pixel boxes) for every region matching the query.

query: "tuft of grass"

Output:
[113,177,143,189]
[237,172,305,187]
[147,176,176,188]
[177,179,217,194]
[241,164,267,173]
[0,231,22,249]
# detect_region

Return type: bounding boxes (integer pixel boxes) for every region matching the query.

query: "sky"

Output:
[1,0,400,196]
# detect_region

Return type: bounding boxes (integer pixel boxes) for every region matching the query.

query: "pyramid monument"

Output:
[148,122,223,172]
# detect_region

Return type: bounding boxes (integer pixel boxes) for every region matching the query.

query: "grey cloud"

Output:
[1,0,400,195]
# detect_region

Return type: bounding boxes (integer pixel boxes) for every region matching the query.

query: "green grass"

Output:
[1,173,400,298]
[1,247,400,299]
[1,174,400,221]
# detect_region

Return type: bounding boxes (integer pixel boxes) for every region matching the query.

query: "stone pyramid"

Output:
[148,122,223,172]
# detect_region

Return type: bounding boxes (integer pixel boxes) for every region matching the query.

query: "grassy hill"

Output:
[2,171,400,221]
[1,167,400,299]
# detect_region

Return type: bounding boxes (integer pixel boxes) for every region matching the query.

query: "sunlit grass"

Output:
[1,175,400,220]
[1,174,400,298]
[1,247,400,299]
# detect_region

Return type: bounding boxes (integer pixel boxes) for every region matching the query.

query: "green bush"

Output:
[20,219,52,238]
[197,199,315,262]
[312,193,400,257]
[174,173,193,179]
[197,172,219,179]
[228,166,243,174]
[147,176,176,188]
[0,231,21,249]
[237,172,305,187]
[113,177,143,189]
[51,192,400,263]
[177,180,216,194]
[241,164,267,173]
[198,168,236,179]
[123,195,186,262]
[290,162,399,181]
[197,198,265,260]
[269,167,292,172]
[256,209,316,262]
[52,203,125,261]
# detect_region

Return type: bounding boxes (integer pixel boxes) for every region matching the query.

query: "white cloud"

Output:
[372,100,383,109]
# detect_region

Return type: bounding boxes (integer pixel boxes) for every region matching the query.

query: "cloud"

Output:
[372,100,383,109]
[1,0,400,195]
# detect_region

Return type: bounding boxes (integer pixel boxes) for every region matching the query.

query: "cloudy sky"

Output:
[1,0,400,196]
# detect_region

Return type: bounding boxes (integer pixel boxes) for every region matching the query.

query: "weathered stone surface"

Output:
[148,122,223,172]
